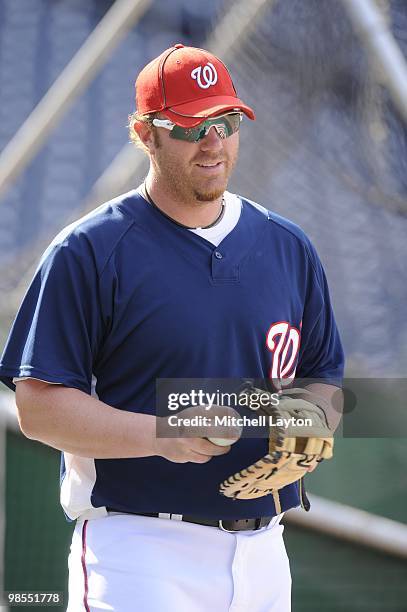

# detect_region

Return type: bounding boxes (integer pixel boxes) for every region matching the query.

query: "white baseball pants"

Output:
[67,513,291,612]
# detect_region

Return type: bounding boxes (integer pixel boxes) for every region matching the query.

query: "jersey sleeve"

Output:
[0,238,104,393]
[296,240,345,384]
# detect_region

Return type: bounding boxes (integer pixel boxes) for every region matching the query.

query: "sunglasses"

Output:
[152,112,243,142]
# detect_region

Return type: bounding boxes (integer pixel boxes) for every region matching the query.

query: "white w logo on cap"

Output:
[191,63,218,89]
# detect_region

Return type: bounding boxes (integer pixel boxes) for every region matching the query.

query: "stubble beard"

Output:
[157,155,237,204]
[194,185,225,202]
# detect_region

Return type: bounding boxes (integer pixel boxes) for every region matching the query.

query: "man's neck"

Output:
[145,175,224,229]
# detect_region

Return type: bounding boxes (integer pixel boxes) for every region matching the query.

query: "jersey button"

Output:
[214,251,223,259]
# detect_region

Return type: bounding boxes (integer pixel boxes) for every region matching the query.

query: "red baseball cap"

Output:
[135,44,255,127]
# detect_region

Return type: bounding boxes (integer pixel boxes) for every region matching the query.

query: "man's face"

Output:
[149,117,239,203]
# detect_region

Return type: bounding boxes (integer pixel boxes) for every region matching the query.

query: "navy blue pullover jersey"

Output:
[0,189,344,520]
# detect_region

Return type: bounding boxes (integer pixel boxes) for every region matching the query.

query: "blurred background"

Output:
[0,0,406,610]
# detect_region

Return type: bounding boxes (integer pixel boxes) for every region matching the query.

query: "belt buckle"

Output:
[218,518,262,532]
[254,517,262,530]
[218,519,239,533]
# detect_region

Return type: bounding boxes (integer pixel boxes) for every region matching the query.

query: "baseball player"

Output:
[0,44,344,611]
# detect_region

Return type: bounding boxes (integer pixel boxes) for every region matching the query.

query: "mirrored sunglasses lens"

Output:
[204,115,241,140]
[170,113,241,142]
[222,113,241,133]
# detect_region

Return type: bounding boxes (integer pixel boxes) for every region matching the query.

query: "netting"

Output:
[2,0,406,374]
[219,0,407,376]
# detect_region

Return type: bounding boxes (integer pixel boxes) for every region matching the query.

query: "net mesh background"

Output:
[224,0,407,377]
[0,0,406,610]
[1,0,406,374]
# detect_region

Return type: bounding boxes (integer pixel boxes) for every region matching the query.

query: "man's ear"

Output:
[134,120,155,152]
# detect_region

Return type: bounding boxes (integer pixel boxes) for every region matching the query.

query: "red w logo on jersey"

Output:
[266,321,301,386]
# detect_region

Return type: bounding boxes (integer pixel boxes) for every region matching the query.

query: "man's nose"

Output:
[199,125,223,150]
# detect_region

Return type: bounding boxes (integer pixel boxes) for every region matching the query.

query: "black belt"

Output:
[106,508,274,532]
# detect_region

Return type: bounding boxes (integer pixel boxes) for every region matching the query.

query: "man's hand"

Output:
[154,436,232,463]
[154,405,242,463]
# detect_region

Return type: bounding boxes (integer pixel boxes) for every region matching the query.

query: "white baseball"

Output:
[207,437,239,446]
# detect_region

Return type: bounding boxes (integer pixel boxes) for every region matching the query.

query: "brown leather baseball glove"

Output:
[219,385,333,500]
